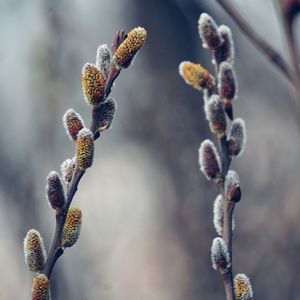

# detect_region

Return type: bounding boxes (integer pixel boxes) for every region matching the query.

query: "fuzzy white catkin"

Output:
[213,194,235,236]
[198,13,222,50]
[96,44,111,78]
[211,237,230,270]
[207,94,227,136]
[228,118,247,157]
[218,25,235,63]
[199,139,221,180]
[225,170,239,195]
[218,61,238,100]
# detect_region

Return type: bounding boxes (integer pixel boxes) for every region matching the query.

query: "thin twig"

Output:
[277,0,300,107]
[44,169,84,277]
[216,0,293,82]
[212,51,235,300]
[43,54,122,279]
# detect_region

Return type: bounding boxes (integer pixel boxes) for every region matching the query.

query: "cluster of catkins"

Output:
[24,27,147,300]
[179,13,253,300]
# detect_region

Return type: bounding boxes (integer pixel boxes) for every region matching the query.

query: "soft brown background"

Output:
[0,0,299,299]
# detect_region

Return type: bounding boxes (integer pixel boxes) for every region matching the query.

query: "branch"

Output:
[277,0,300,105]
[216,0,293,82]
[43,51,122,279]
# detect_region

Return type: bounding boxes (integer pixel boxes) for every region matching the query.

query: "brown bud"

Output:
[225,170,241,203]
[207,94,227,137]
[198,13,222,50]
[218,62,237,100]
[228,118,247,157]
[63,109,85,141]
[46,171,65,210]
[199,139,221,181]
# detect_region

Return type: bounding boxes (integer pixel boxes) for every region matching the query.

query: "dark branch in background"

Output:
[216,0,292,82]
[277,0,300,106]
[217,0,300,131]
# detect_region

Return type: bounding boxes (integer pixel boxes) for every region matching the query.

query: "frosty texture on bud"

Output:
[113,27,147,69]
[24,229,46,272]
[76,128,94,171]
[82,63,106,106]
[62,207,82,248]
[199,139,221,180]
[179,61,214,91]
[98,98,117,132]
[46,171,66,210]
[211,237,230,271]
[63,109,85,141]
[31,274,49,300]
[213,194,235,236]
[234,273,253,300]
[217,25,235,64]
[213,194,224,236]
[228,118,247,157]
[218,61,237,100]
[198,13,222,50]
[207,94,227,136]
[225,170,241,202]
[96,44,111,78]
[61,158,76,184]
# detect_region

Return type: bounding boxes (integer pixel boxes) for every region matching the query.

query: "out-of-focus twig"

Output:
[216,0,293,82]
[277,0,300,105]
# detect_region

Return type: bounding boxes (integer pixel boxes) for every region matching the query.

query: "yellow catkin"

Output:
[31,274,49,300]
[76,128,94,171]
[179,61,214,91]
[234,274,253,300]
[62,207,82,248]
[114,27,147,68]
[24,229,46,272]
[82,63,106,106]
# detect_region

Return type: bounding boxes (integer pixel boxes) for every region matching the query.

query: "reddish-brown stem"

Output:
[44,168,85,278]
[212,51,235,299]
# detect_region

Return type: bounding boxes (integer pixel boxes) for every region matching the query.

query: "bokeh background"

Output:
[1,0,300,299]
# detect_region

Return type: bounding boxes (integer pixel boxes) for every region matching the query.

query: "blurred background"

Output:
[1,0,300,299]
